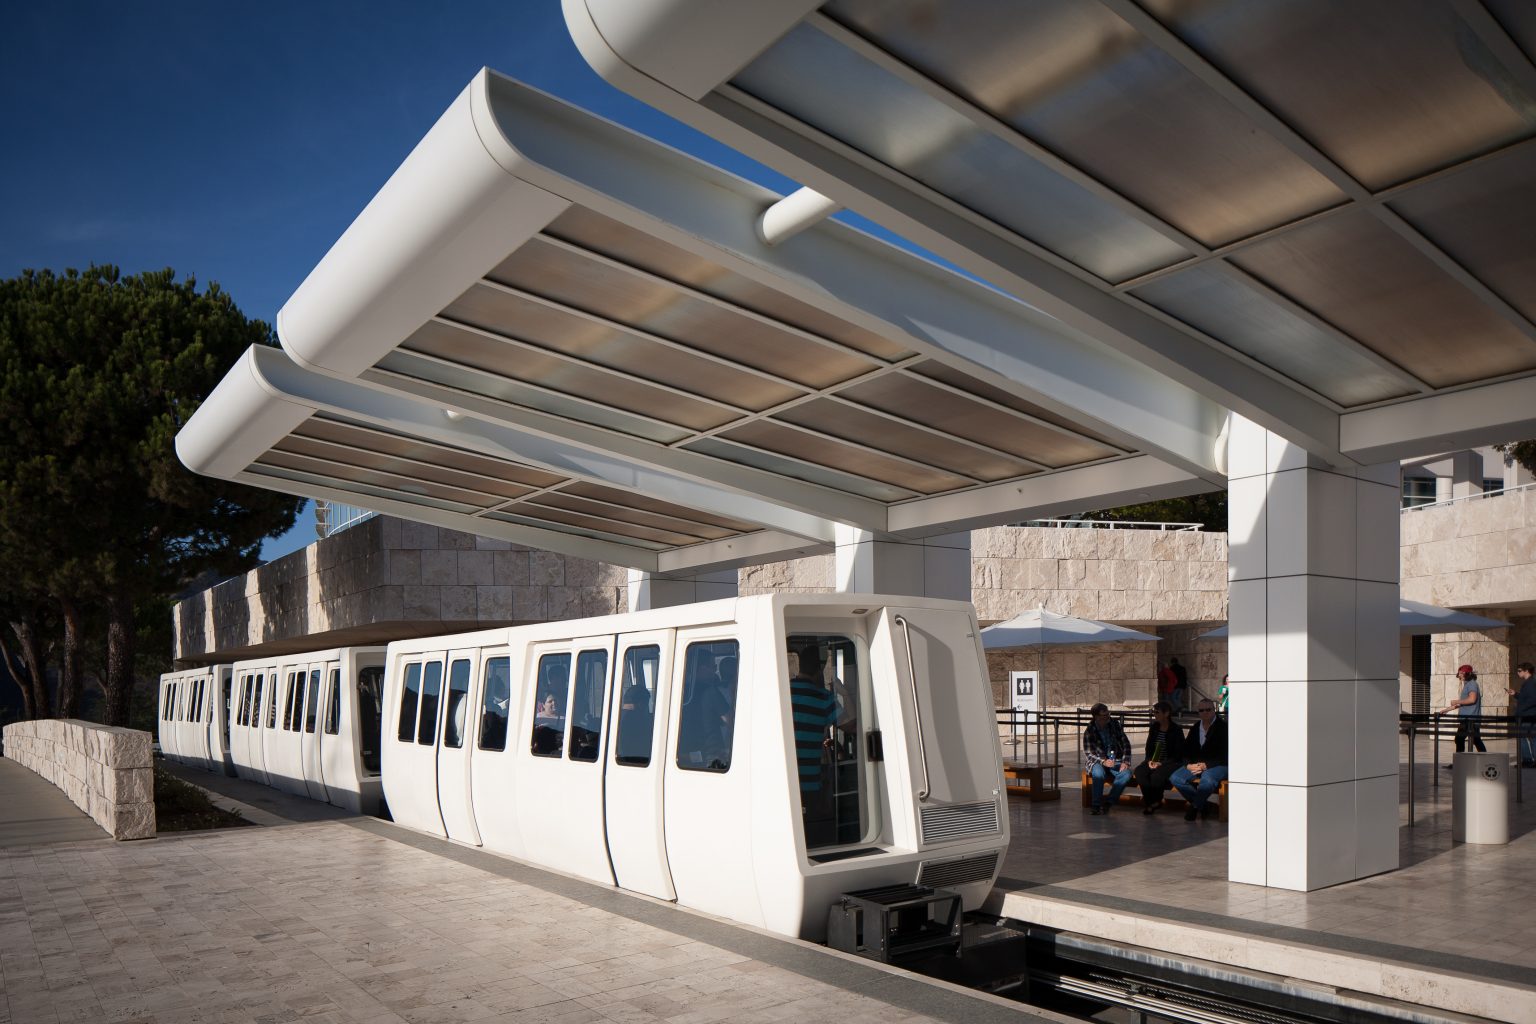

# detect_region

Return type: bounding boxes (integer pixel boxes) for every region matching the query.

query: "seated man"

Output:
[1170,698,1228,820]
[1083,702,1132,816]
[1133,701,1185,814]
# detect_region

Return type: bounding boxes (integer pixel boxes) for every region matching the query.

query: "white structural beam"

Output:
[563,0,1348,466]
[656,531,830,575]
[888,456,1209,537]
[834,525,970,601]
[1340,376,1536,465]
[279,67,1229,484]
[179,346,845,546]
[1225,416,1400,890]
[627,568,739,612]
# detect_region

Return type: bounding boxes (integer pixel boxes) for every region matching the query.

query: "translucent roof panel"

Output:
[556,0,1536,446]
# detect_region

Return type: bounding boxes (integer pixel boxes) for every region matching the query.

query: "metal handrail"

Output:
[1014,518,1203,531]
[1401,480,1536,513]
[893,615,931,801]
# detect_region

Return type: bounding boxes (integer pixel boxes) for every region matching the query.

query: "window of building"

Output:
[614,645,660,767]
[531,653,570,757]
[443,659,471,749]
[568,650,609,763]
[677,640,739,773]
[479,656,511,752]
[1402,476,1436,508]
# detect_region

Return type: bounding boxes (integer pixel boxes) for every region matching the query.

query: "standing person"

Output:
[1083,703,1132,816]
[1157,661,1178,709]
[1217,674,1230,713]
[1170,699,1228,821]
[1133,701,1186,814]
[1440,664,1486,768]
[790,646,839,845]
[1169,657,1189,713]
[1508,661,1536,768]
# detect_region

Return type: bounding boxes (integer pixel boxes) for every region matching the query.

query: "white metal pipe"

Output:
[757,186,841,246]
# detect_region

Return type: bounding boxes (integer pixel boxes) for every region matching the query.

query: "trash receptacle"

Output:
[1451,752,1509,844]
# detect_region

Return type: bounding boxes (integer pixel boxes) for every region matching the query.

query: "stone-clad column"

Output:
[834,526,970,599]
[627,568,738,611]
[1226,416,1400,889]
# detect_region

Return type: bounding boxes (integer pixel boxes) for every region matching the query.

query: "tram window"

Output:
[266,674,279,729]
[568,650,609,763]
[221,677,232,745]
[324,669,341,735]
[235,678,247,727]
[443,659,471,749]
[193,680,204,723]
[417,661,443,746]
[677,640,739,773]
[397,663,422,743]
[282,673,298,732]
[530,653,570,758]
[478,656,511,752]
[170,682,179,721]
[787,633,865,850]
[305,669,321,733]
[614,645,660,768]
[357,667,384,774]
[252,675,265,728]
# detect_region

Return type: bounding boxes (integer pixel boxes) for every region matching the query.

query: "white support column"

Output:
[1226,416,1400,890]
[626,568,738,612]
[834,525,970,600]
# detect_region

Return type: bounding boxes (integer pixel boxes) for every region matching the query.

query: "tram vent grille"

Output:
[917,851,999,889]
[919,800,999,843]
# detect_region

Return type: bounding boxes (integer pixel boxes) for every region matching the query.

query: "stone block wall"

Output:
[742,525,1228,710]
[2,720,155,839]
[175,516,631,661]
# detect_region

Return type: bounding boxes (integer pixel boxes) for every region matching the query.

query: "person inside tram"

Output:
[790,644,840,845]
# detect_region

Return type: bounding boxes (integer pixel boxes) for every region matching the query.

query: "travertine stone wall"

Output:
[1399,490,1536,711]
[3,720,154,839]
[175,516,630,661]
[743,526,1228,709]
[1400,489,1536,608]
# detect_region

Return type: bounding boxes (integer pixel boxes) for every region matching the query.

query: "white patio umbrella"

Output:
[980,607,1159,649]
[1195,600,1511,641]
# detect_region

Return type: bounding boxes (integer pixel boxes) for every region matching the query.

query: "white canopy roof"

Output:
[980,607,1158,649]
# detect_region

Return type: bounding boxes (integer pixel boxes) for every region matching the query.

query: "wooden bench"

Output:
[1003,761,1062,801]
[1080,769,1228,821]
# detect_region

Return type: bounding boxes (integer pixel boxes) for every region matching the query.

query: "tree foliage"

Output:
[0,266,302,724]
[1495,441,1536,478]
[1079,490,1228,533]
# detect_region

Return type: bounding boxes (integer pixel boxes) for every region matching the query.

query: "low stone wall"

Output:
[2,720,155,839]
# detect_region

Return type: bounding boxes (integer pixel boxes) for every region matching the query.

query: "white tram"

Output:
[156,665,234,775]
[381,593,1007,939]
[227,647,386,814]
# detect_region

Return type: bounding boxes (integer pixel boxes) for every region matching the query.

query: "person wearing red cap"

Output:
[1438,664,1485,769]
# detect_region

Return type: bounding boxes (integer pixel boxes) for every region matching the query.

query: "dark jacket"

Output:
[1183,716,1229,768]
[1515,678,1536,721]
[1141,719,1185,765]
[1084,718,1132,768]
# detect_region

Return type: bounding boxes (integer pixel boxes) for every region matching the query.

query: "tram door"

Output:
[435,649,482,846]
[391,653,448,837]
[603,630,677,901]
[299,663,327,801]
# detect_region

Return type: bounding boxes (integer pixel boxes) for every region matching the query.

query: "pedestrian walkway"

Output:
[0,755,108,849]
[0,756,1040,1024]
[993,758,1536,1023]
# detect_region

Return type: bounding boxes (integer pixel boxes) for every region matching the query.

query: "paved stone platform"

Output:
[992,757,1536,1023]
[0,761,1046,1024]
[0,756,110,849]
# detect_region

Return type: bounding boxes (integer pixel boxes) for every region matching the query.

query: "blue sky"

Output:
[1,1,802,561]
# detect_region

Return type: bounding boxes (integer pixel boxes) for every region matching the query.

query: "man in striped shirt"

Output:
[791,645,840,846]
